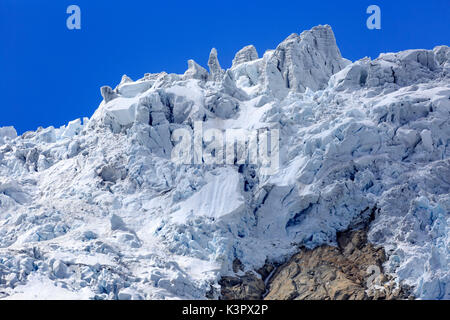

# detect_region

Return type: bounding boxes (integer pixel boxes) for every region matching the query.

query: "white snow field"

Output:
[0,25,449,300]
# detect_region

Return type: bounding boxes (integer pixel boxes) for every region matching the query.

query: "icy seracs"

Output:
[0,25,449,300]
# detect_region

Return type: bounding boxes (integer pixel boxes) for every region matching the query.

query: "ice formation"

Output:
[0,25,448,300]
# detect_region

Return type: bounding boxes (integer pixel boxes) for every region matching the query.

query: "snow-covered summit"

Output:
[0,25,449,300]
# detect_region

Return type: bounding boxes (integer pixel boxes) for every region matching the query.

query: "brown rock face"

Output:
[219,273,266,300]
[219,230,413,300]
[219,259,268,300]
[265,230,411,300]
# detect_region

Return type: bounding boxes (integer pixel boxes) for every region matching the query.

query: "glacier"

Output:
[0,25,449,300]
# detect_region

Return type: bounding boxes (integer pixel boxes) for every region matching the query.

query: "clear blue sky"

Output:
[1,0,449,134]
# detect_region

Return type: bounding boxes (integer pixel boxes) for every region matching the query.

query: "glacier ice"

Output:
[0,127,17,145]
[232,45,259,68]
[0,25,449,300]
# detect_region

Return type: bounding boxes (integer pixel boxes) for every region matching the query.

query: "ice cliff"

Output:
[0,25,449,300]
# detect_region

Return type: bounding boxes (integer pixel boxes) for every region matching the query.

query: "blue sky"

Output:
[1,0,449,134]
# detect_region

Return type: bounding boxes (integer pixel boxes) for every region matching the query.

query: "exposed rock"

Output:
[256,263,275,281]
[219,273,265,300]
[219,230,413,300]
[264,230,413,300]
[232,258,244,273]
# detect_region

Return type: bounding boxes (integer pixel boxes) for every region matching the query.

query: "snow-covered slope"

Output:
[0,25,449,300]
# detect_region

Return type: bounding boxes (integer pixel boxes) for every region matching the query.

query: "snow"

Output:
[171,168,245,223]
[103,97,139,126]
[0,126,17,145]
[3,274,94,300]
[0,25,449,300]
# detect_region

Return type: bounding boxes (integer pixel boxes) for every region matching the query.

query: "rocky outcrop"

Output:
[219,273,266,300]
[220,230,413,300]
[266,230,413,300]
[219,259,274,300]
